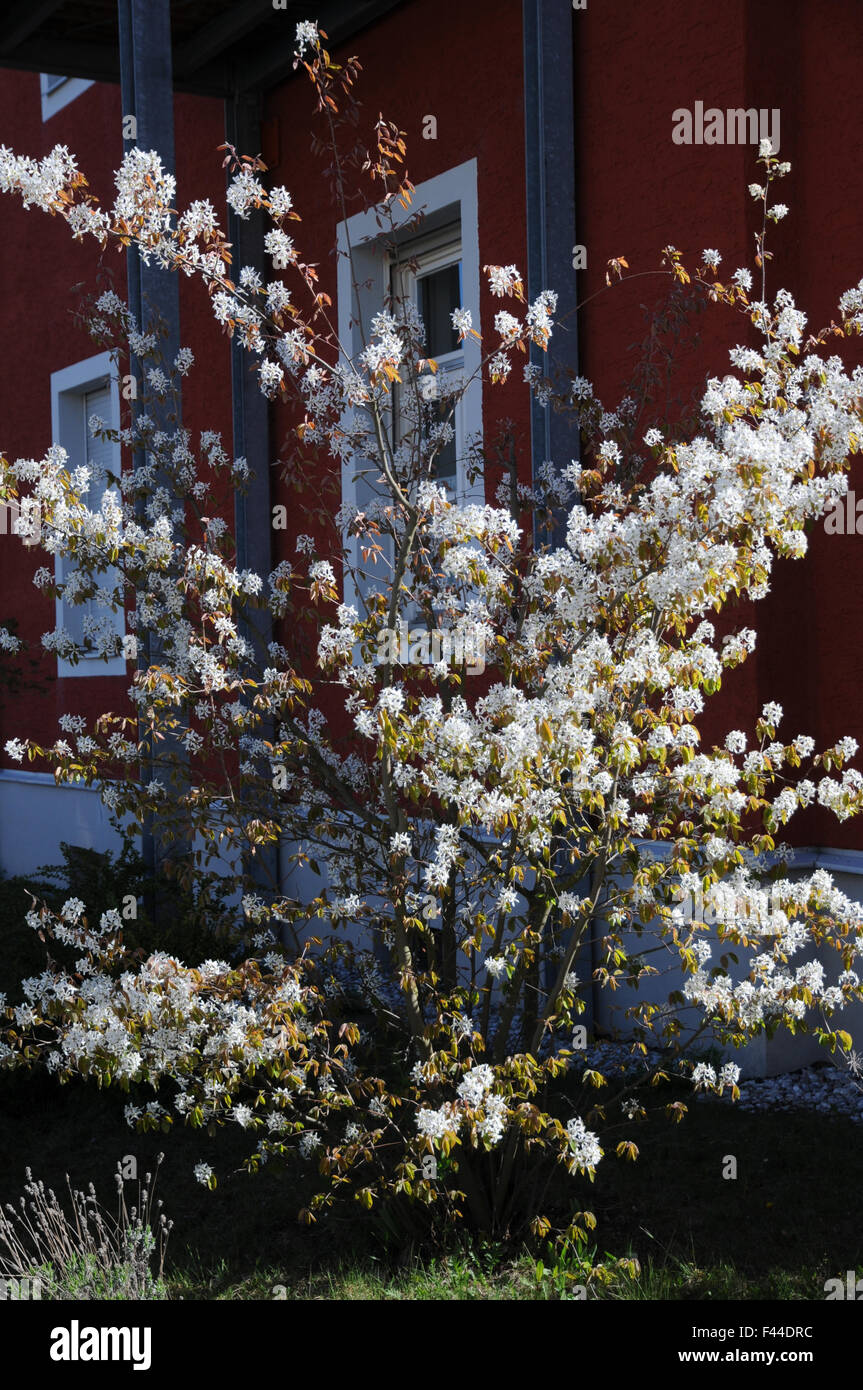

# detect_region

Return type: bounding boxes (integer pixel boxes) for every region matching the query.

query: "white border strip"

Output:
[40,74,94,121]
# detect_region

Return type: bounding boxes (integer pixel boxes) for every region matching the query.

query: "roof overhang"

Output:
[0,0,405,97]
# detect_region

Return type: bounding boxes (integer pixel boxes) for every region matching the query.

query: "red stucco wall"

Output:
[0,73,231,760]
[4,0,863,854]
[574,0,863,849]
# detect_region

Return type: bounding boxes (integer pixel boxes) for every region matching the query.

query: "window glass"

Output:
[418,262,462,359]
[390,241,464,496]
[61,386,113,653]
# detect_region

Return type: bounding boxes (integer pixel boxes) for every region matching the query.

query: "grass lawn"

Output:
[1,1066,859,1299]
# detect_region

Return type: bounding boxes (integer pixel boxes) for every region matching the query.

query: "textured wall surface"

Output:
[0,73,231,761]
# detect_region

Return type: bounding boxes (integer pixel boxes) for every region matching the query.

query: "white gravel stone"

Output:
[573,1041,863,1123]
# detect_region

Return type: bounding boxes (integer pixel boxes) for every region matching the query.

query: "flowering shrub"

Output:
[3,23,863,1240]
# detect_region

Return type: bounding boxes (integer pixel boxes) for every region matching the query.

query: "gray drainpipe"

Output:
[522,0,579,547]
[118,0,184,911]
[522,1,593,1031]
[224,89,279,904]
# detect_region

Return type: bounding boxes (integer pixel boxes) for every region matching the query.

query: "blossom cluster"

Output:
[1,60,863,1236]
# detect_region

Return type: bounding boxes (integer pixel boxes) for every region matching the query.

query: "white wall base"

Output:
[595,844,863,1078]
[0,770,134,878]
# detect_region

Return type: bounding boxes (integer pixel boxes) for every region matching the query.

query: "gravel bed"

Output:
[732,1061,863,1124]
[575,1041,863,1124]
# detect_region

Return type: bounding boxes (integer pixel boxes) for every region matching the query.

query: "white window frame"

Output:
[390,223,465,495]
[40,73,94,122]
[50,352,126,678]
[336,159,482,611]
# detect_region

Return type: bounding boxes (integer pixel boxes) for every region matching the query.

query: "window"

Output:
[50,353,126,678]
[337,160,482,610]
[390,223,464,493]
[40,73,94,121]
